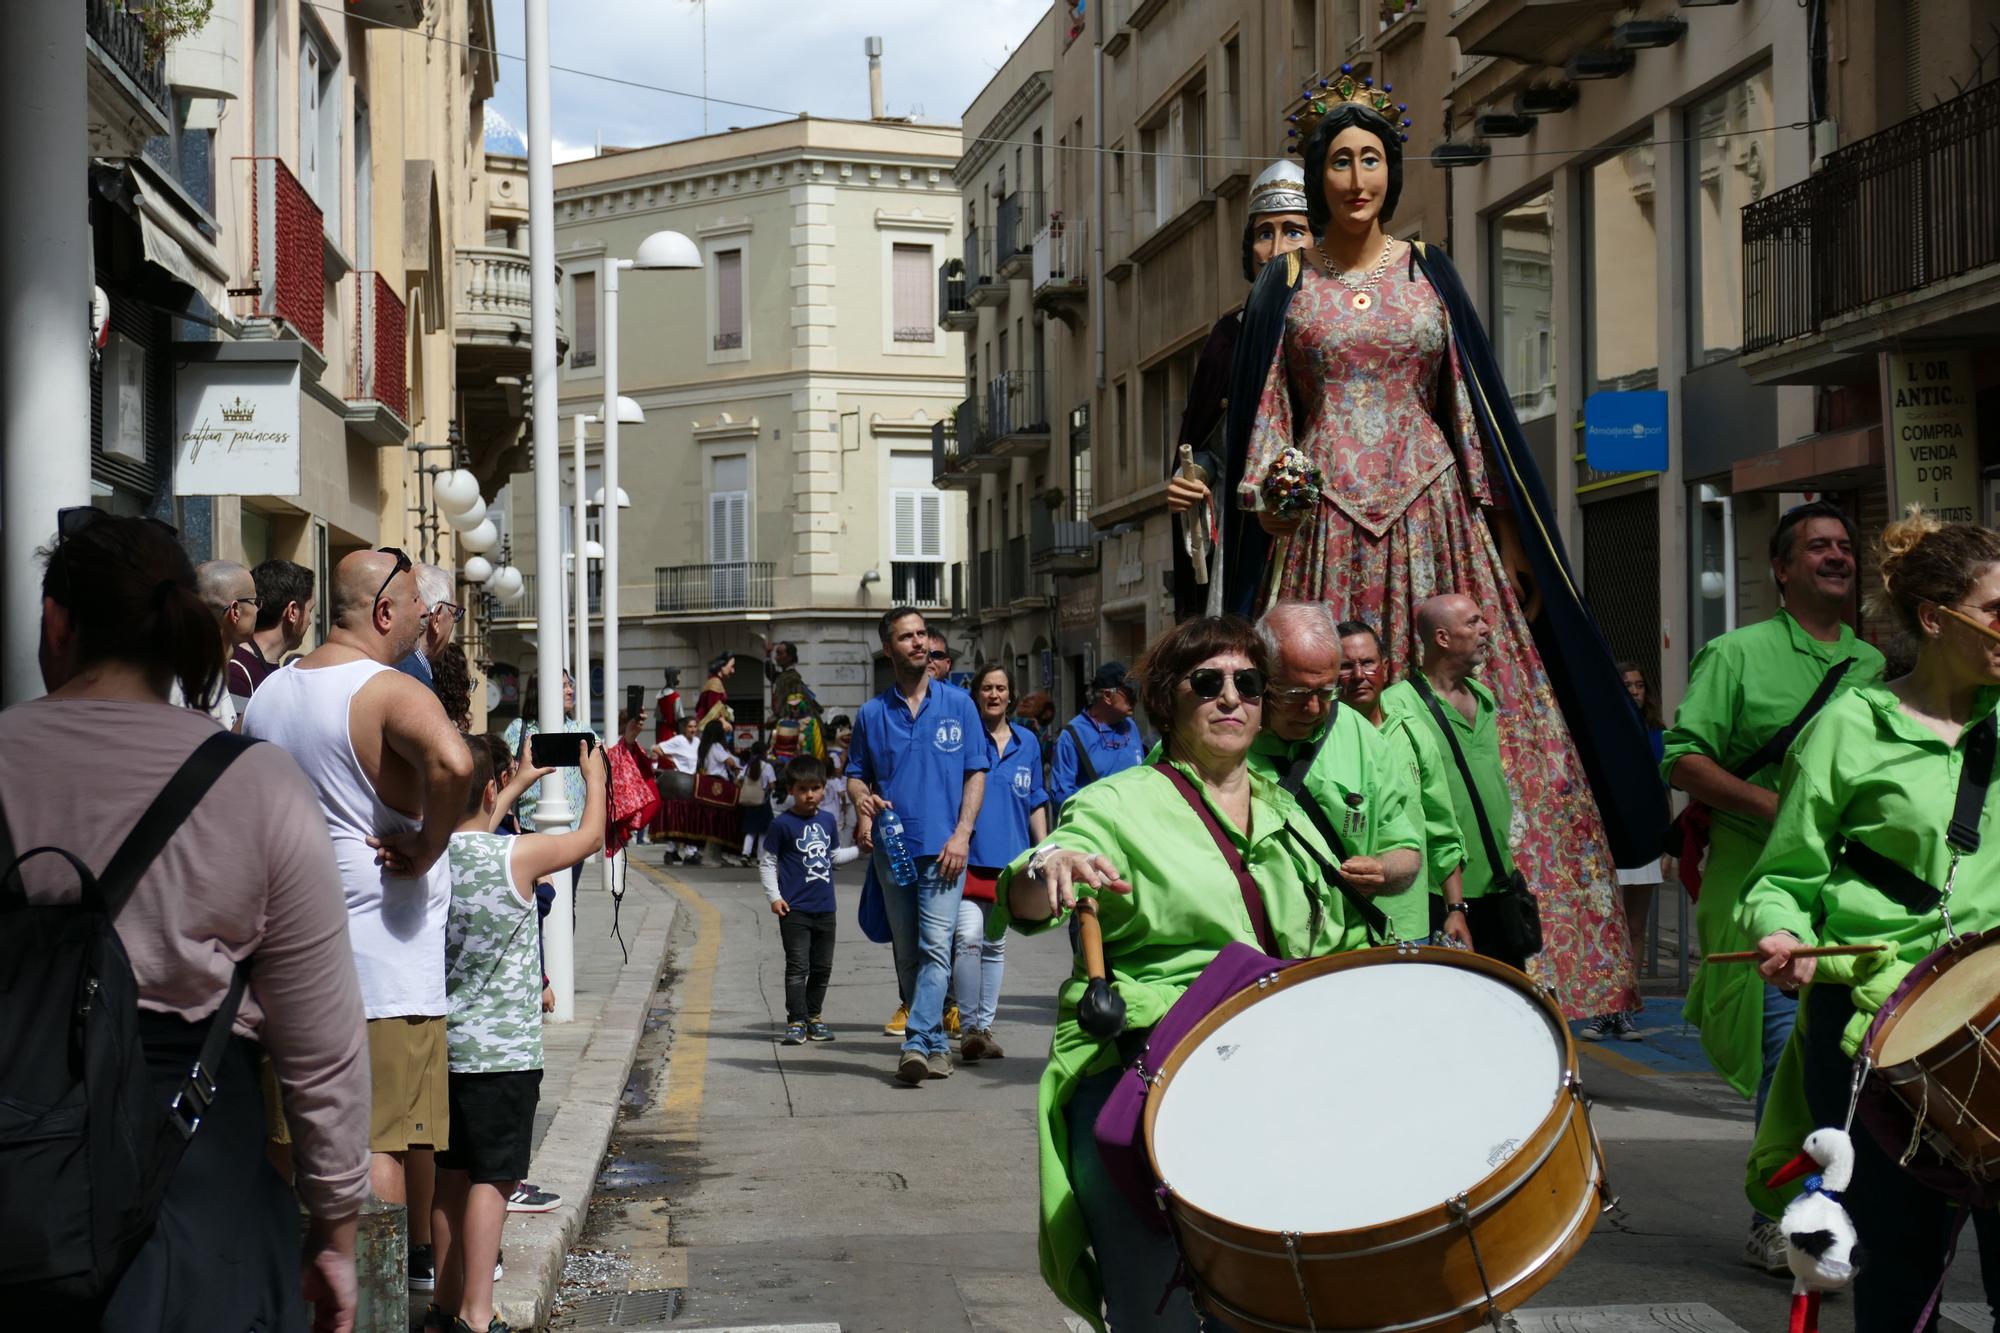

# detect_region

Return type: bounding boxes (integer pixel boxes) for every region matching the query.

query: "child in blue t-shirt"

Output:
[759,756,859,1045]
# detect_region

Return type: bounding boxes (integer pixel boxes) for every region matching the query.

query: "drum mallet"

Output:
[1704,943,1887,964]
[1074,898,1128,1039]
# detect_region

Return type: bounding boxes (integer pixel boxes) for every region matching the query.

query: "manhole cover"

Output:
[556,1287,682,1327]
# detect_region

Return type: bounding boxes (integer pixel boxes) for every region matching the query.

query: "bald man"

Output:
[242,549,474,1224]
[185,560,258,729]
[1379,594,1532,969]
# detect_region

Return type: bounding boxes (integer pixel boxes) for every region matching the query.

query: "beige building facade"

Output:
[487,117,968,726]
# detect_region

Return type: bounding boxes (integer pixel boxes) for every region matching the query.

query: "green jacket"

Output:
[991,760,1373,1330]
[1244,705,1427,941]
[1662,610,1884,1097]
[1738,682,2000,1211]
[1380,675,1514,897]
[1380,709,1467,912]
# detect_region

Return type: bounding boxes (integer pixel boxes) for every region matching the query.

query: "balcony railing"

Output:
[1031,506,1097,565]
[457,246,566,354]
[892,561,947,608]
[986,370,1050,441]
[352,272,409,421]
[655,562,775,613]
[1033,216,1090,290]
[243,156,325,350]
[87,0,169,119]
[1743,78,2000,352]
[713,330,743,351]
[996,191,1047,265]
[938,258,970,327]
[506,573,602,620]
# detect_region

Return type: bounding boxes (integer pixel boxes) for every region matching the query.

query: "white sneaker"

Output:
[1744,1219,1790,1276]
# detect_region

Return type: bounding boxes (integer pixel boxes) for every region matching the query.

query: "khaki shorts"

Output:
[367,1015,450,1152]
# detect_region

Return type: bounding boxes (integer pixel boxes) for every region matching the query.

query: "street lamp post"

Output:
[524,0,576,1020]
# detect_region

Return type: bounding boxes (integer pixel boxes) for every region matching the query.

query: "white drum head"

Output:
[1879,943,2000,1067]
[1149,960,1565,1233]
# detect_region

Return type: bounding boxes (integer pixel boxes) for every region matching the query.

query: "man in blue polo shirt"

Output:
[1048,661,1143,812]
[847,607,989,1085]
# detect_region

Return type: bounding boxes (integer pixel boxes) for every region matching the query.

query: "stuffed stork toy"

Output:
[1764,1128,1861,1333]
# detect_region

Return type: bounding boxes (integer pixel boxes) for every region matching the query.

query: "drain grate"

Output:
[554,1287,683,1328]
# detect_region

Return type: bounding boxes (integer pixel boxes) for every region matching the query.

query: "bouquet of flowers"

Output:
[1259,447,1324,521]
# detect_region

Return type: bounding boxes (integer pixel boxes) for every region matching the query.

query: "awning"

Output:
[1731,424,1883,494]
[126,165,236,330]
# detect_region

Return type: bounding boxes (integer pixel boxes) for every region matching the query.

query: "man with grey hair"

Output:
[394,562,461,690]
[1250,601,1424,934]
[1380,594,1531,969]
[181,560,259,729]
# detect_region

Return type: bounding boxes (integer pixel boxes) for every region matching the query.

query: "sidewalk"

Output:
[469,854,680,1331]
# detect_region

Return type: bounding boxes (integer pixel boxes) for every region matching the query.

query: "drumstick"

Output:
[1704,943,1889,964]
[1941,605,2000,644]
[1073,898,1128,1039]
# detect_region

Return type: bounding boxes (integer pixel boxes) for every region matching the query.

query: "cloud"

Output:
[486,0,1049,153]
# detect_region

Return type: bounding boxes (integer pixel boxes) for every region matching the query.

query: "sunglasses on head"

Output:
[1182,667,1267,702]
[371,547,413,610]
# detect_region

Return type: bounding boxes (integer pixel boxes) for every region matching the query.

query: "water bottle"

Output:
[877,807,919,889]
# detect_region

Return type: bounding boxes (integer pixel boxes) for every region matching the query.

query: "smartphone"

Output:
[530,731,594,768]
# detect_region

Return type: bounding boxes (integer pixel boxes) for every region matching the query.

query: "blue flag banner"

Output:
[1584,390,1669,474]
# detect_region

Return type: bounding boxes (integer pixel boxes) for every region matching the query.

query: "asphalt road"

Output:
[552,857,1992,1333]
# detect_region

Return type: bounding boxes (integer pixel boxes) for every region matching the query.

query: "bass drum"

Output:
[1144,947,1609,1333]
[1864,931,2000,1182]
[657,770,695,802]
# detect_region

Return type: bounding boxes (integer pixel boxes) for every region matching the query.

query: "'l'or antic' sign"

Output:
[1885,352,1979,524]
[174,360,302,497]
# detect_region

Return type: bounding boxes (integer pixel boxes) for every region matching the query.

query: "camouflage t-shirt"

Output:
[445,831,544,1073]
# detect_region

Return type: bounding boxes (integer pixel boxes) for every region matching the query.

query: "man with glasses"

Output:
[394,563,463,691]
[1659,498,1885,1275]
[1049,661,1144,813]
[182,560,259,730]
[241,547,474,1267]
[1251,603,1424,935]
[228,559,315,709]
[926,628,956,683]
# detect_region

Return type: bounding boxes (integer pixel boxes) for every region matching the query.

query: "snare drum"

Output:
[1863,932,2000,1181]
[1143,947,1608,1333]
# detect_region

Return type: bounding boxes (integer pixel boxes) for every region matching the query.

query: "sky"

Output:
[485,1,1052,161]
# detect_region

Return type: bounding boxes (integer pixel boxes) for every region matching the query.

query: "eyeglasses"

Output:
[1182,667,1268,701]
[429,600,466,624]
[1267,684,1337,707]
[371,547,413,611]
[229,595,263,612]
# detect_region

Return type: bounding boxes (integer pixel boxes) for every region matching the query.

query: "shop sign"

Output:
[1884,352,1979,523]
[1584,391,1669,475]
[1057,574,1099,632]
[174,360,302,497]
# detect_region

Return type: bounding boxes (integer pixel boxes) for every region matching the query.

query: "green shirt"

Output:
[1380,675,1514,898]
[991,759,1373,1330]
[1660,610,1884,1097]
[1379,709,1466,905]
[1245,705,1427,942]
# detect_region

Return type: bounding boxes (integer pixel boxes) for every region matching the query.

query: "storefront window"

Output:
[1490,191,1556,427]
[1686,65,1777,367]
[1584,138,1660,394]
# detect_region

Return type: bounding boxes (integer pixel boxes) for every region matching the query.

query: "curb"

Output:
[494,869,680,1331]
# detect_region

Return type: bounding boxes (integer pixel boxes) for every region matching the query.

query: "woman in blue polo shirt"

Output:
[957,663,1049,1062]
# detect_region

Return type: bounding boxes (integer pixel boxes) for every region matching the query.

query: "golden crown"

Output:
[1285,65,1411,156]
[219,395,256,423]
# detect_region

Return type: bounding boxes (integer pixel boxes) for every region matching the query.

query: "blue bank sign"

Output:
[1584,390,1669,475]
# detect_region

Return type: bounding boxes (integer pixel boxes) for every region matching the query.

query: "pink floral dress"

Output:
[1240,248,1638,1019]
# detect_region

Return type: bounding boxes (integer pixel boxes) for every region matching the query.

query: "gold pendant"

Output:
[1352,291,1373,311]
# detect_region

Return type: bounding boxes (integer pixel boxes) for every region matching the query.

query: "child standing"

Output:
[759,756,858,1045]
[428,737,606,1333]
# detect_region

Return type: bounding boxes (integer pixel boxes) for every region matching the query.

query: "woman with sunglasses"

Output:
[993,615,1375,1332]
[1745,509,2000,1333]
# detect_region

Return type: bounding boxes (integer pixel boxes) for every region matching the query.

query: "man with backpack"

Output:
[1048,661,1143,813]
[1660,499,1884,1274]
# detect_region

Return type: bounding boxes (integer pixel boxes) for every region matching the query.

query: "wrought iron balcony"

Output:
[891,561,948,608]
[86,0,170,156]
[501,573,603,620]
[655,562,775,613]
[996,191,1046,279]
[966,228,1006,309]
[1032,216,1089,326]
[1030,505,1098,573]
[938,258,973,331]
[985,370,1052,455]
[1742,79,2000,356]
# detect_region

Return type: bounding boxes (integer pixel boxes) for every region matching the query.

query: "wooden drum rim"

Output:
[1865,935,2000,1081]
[1140,945,1587,1249]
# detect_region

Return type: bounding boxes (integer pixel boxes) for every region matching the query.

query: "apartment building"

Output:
[486,114,968,725]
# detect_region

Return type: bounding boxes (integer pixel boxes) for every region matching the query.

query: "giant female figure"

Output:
[1226,75,1665,1018]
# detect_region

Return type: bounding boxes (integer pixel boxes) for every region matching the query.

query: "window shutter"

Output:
[918,492,941,558]
[892,244,932,341]
[571,271,597,364]
[892,490,916,559]
[710,491,747,564]
[717,250,743,343]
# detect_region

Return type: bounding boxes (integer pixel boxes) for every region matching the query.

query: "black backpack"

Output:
[0,731,255,1318]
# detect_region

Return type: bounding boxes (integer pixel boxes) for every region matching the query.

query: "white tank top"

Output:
[242,658,449,1018]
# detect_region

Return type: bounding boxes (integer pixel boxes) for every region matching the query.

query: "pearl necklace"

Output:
[1317,235,1393,311]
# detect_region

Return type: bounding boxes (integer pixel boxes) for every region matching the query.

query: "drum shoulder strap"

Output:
[1152,761,1279,957]
[1842,712,1997,913]
[1733,657,1855,781]
[1272,716,1389,941]
[1410,673,1508,882]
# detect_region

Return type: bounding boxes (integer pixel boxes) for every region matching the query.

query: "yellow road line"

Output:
[636,860,722,1138]
[1579,1041,1660,1078]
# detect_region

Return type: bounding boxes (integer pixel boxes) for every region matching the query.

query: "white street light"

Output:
[434,468,481,514]
[611,395,645,424]
[582,539,606,560]
[445,497,488,531]
[462,555,494,585]
[488,564,524,601]
[603,230,697,783]
[592,486,632,508]
[458,518,499,555]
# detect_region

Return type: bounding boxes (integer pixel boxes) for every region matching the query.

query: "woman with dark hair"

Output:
[1223,72,1664,1024]
[957,663,1048,1062]
[995,615,1374,1330]
[696,720,746,867]
[1747,510,2000,1333]
[1,511,369,1330]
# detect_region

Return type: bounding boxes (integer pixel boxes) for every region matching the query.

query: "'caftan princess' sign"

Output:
[174,360,302,497]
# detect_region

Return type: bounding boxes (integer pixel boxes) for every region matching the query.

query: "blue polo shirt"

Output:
[845,678,990,860]
[969,721,1047,870]
[1049,712,1144,811]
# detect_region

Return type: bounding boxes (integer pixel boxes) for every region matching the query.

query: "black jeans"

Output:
[1802,984,2000,1333]
[1430,894,1534,973]
[780,909,836,1023]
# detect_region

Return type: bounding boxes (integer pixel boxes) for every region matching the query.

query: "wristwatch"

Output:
[1443,901,1468,916]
